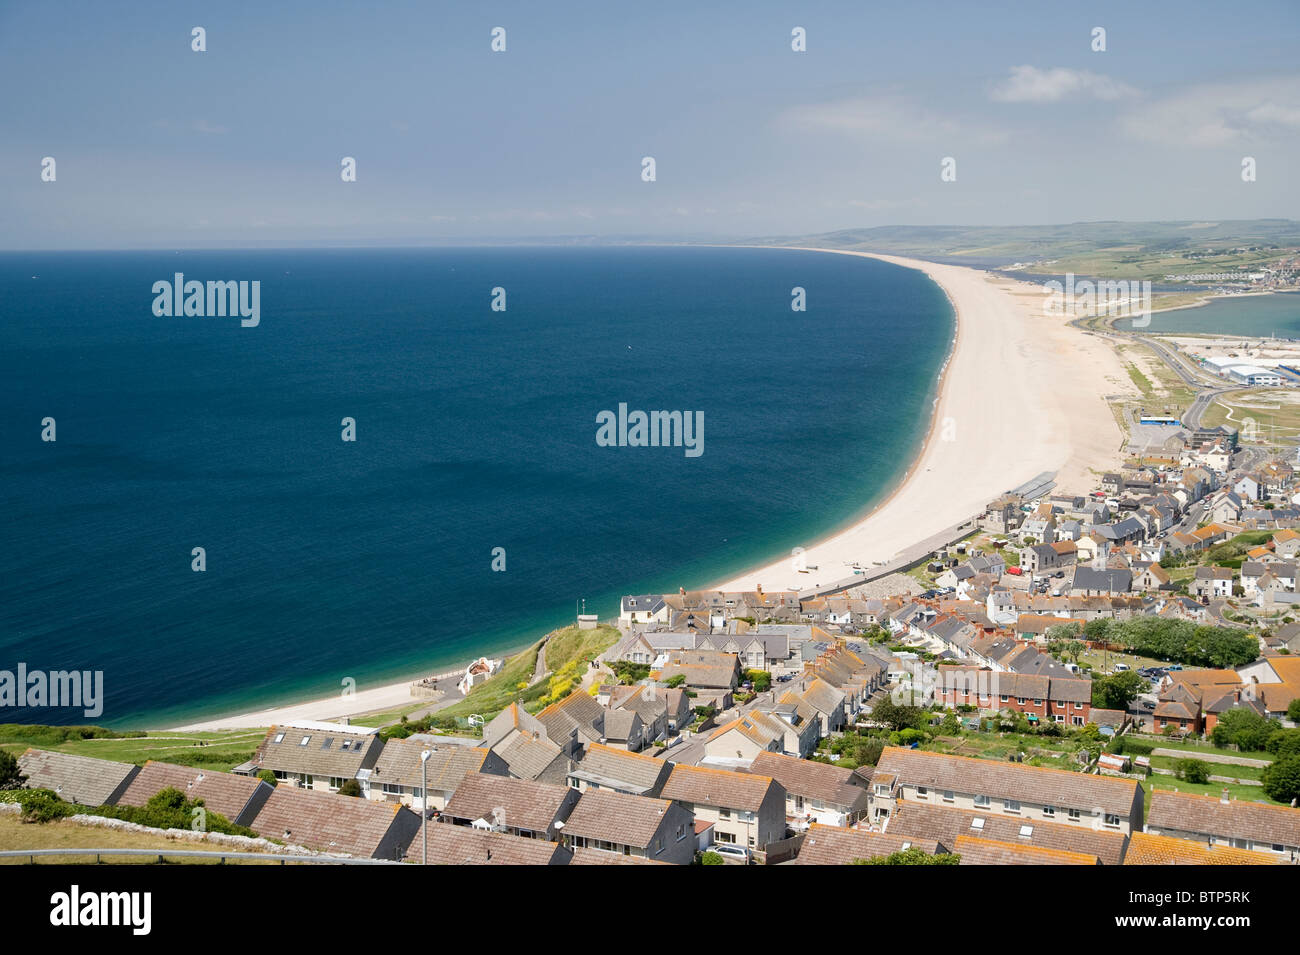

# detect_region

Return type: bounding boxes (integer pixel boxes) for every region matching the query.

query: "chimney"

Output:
[1221,788,1230,805]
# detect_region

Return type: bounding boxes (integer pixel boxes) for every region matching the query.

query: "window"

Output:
[299,736,310,746]
[942,791,954,803]
[1104,813,1121,828]
[1019,825,1033,838]
[272,733,285,744]
[1017,697,1027,705]
[719,808,731,818]
[974,794,990,808]
[1000,695,1009,703]
[1033,699,1043,706]
[1005,799,1021,814]
[321,738,333,750]
[970,817,985,831]
[916,787,929,799]
[1068,808,1081,820]
[1043,805,1055,817]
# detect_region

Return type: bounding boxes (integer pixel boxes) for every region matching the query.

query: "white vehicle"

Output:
[1113,663,1130,672]
[711,843,751,864]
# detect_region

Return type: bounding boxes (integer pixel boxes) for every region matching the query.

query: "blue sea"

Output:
[0,246,953,727]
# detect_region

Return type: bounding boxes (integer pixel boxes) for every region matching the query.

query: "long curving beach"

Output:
[712,250,1130,593]
[172,250,1131,731]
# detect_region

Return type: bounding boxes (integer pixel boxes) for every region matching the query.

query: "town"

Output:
[5,410,1300,866]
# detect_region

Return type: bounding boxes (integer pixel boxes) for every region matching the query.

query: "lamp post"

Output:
[420,748,433,865]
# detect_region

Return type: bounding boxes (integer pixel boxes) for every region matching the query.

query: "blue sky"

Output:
[3,0,1299,248]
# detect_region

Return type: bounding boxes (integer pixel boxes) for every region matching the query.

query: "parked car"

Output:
[711,844,751,864]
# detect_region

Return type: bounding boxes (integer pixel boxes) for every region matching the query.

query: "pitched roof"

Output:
[884,799,1127,864]
[249,785,418,858]
[493,731,567,781]
[563,789,679,849]
[1123,831,1280,866]
[442,773,575,834]
[747,752,870,810]
[567,742,670,796]
[1147,790,1300,848]
[253,723,381,777]
[875,747,1140,816]
[17,749,139,807]
[369,738,495,791]
[660,763,780,812]
[953,835,1099,865]
[406,822,571,865]
[116,761,269,825]
[794,824,940,865]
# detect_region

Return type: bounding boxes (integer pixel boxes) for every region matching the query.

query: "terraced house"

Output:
[365,737,507,810]
[935,667,1094,725]
[1146,790,1300,863]
[870,747,1144,835]
[660,764,786,851]
[560,788,696,864]
[246,721,383,792]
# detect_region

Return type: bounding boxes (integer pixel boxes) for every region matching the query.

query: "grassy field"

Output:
[1200,389,1300,445]
[0,814,284,864]
[0,726,265,772]
[1144,776,1280,810]
[433,623,620,723]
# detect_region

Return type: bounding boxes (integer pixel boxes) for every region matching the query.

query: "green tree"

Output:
[0,749,27,791]
[1261,755,1300,804]
[256,769,278,788]
[854,848,960,865]
[337,778,363,797]
[1176,758,1211,784]
[1211,709,1277,752]
[698,851,724,865]
[870,696,928,732]
[1267,730,1300,759]
[1288,699,1300,723]
[664,674,687,689]
[1093,670,1145,710]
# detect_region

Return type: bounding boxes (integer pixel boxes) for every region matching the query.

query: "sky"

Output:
[2,0,1299,248]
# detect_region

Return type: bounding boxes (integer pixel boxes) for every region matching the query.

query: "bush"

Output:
[1211,710,1277,752]
[0,749,26,790]
[1267,729,1300,759]
[1289,699,1300,723]
[256,769,278,788]
[337,779,362,797]
[5,788,75,823]
[698,851,724,865]
[1117,738,1155,756]
[744,670,772,693]
[1176,758,1211,784]
[1261,755,1300,804]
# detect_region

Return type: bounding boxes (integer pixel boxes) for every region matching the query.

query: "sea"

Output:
[0,246,953,726]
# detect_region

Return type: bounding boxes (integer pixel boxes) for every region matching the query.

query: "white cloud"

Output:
[1120,76,1300,147]
[991,66,1137,103]
[781,94,1006,145]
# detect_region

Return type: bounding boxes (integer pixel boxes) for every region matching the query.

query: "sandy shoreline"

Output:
[171,250,1131,731]
[710,250,1131,592]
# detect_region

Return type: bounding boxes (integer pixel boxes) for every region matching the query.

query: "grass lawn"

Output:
[544,624,620,673]
[1128,736,1273,762]
[0,726,265,773]
[0,814,283,864]
[1074,647,1166,674]
[1143,776,1283,811]
[1148,754,1266,781]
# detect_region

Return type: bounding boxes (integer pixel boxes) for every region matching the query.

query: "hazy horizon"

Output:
[3,0,1299,250]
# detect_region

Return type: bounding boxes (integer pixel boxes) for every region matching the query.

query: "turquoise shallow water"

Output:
[1116,292,1300,335]
[0,246,953,726]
